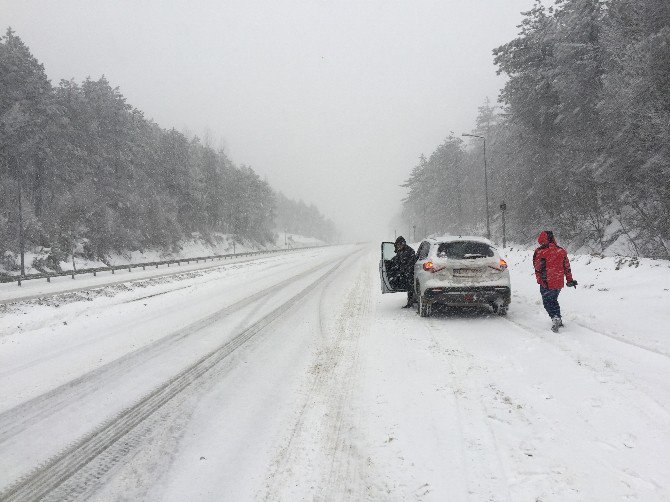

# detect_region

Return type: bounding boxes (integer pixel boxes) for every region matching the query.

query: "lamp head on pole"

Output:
[461,133,484,140]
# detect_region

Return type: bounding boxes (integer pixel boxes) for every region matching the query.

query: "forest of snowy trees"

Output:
[402,0,669,258]
[0,28,336,272]
[274,192,338,244]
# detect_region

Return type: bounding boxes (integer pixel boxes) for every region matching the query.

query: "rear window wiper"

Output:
[463,253,486,259]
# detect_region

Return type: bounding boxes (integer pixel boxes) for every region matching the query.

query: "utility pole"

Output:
[413,225,416,242]
[14,156,26,278]
[423,203,427,239]
[500,202,507,248]
[462,133,490,240]
[71,230,77,272]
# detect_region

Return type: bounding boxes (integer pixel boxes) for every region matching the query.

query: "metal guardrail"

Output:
[1,246,322,286]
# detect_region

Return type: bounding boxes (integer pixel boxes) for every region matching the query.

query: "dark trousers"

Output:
[407,289,414,305]
[540,286,561,318]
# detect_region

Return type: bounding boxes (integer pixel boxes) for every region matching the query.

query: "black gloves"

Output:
[566,280,578,288]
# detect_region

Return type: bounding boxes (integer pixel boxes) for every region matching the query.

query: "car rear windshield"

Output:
[436,241,494,259]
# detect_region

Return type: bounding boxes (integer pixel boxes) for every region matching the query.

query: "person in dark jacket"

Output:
[533,230,577,332]
[389,236,416,308]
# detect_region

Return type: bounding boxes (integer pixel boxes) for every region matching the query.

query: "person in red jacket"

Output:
[533,231,577,332]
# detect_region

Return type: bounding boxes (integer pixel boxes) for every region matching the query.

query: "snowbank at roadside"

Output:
[500,245,670,354]
[407,236,669,352]
[0,232,326,278]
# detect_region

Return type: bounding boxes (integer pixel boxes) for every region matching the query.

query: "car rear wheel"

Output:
[492,302,508,316]
[419,294,431,317]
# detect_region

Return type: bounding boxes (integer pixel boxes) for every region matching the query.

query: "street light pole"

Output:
[462,133,490,240]
[483,138,490,240]
[500,202,507,249]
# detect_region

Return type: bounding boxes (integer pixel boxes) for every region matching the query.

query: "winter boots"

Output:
[551,316,563,332]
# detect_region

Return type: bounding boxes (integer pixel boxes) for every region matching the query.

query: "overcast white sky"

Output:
[2,0,538,242]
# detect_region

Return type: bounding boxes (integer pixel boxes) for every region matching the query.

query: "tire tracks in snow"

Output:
[0,255,350,502]
[569,320,670,359]
[0,260,296,386]
[429,310,668,500]
[504,311,670,360]
[48,294,276,502]
[321,259,373,500]
[0,250,315,307]
[261,250,380,501]
[501,315,670,417]
[0,257,290,341]
[423,315,513,502]
[0,260,333,444]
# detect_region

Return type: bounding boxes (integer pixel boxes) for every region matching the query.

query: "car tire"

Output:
[419,295,431,317]
[492,302,508,316]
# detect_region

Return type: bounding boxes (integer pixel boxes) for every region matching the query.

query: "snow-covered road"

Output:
[0,245,668,501]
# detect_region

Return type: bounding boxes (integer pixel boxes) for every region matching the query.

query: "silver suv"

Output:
[380,236,511,317]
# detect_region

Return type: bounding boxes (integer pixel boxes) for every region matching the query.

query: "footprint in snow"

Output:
[621,433,636,449]
[586,397,603,408]
[519,440,536,457]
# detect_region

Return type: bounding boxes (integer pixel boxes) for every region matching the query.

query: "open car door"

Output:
[379,242,408,293]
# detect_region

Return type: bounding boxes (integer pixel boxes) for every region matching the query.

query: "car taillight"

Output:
[499,259,508,270]
[423,261,434,272]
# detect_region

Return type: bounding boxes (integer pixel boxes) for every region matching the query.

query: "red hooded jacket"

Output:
[533,231,574,289]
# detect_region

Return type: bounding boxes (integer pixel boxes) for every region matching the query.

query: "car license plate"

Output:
[453,268,479,277]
